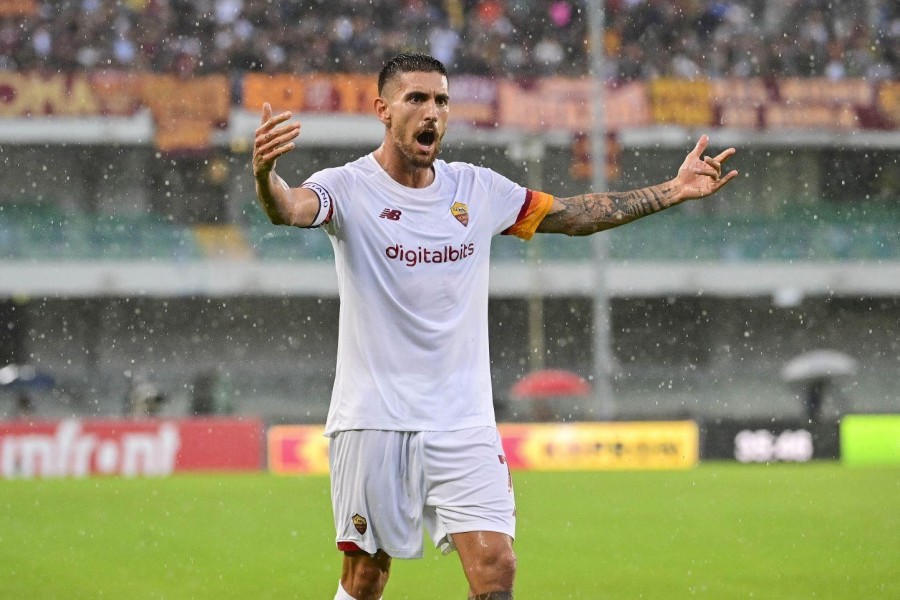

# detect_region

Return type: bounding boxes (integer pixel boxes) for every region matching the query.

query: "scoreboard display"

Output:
[702,419,840,462]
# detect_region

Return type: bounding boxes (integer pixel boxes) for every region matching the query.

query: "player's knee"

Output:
[473,547,517,588]
[343,571,387,600]
[343,555,390,600]
[493,547,518,583]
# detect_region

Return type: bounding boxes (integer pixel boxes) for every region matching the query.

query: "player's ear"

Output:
[374,96,390,125]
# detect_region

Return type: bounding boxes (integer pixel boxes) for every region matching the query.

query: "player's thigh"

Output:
[423,427,516,549]
[330,429,426,558]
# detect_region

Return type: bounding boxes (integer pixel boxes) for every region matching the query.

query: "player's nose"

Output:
[422,99,439,120]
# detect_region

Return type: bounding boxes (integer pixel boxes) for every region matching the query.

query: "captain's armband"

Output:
[301,181,334,227]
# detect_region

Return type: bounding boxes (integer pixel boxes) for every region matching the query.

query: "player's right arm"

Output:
[252,102,320,227]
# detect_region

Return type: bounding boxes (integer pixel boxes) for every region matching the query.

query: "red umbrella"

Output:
[509,369,591,399]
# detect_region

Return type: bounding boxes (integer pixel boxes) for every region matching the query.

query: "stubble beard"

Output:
[390,127,442,170]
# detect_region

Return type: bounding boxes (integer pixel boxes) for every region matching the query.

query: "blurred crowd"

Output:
[607,0,899,81]
[0,0,897,80]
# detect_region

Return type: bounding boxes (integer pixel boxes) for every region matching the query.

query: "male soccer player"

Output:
[252,53,737,600]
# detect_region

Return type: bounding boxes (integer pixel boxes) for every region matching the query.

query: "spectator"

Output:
[0,0,896,80]
[15,392,33,418]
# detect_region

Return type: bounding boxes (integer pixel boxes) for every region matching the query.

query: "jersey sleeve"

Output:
[501,189,555,240]
[301,167,348,229]
[485,167,554,240]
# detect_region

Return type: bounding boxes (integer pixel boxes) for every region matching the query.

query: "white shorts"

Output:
[329,426,516,559]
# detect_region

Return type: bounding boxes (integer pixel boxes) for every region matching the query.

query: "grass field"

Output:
[1,463,898,599]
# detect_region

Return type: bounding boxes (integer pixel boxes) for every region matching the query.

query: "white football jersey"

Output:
[303,154,552,435]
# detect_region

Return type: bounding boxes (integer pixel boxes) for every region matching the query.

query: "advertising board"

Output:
[841,415,900,466]
[268,425,330,475]
[267,421,699,475]
[0,418,263,479]
[500,421,698,471]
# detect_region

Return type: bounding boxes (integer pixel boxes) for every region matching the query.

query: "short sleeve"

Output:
[486,167,553,240]
[482,167,553,240]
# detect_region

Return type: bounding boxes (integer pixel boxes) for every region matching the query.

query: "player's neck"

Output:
[373,144,435,189]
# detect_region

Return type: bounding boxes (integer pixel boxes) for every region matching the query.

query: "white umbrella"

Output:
[0,364,56,390]
[780,350,858,383]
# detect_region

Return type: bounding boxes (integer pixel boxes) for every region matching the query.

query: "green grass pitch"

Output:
[1,463,898,599]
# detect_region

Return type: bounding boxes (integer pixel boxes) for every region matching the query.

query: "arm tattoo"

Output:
[538,183,677,236]
[470,593,513,600]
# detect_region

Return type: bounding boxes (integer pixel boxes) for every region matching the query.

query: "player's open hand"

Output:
[674,135,738,201]
[253,102,301,180]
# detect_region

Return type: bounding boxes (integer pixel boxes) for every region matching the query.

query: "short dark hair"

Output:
[377,53,448,96]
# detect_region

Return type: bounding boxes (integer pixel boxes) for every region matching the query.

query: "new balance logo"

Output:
[379,208,402,221]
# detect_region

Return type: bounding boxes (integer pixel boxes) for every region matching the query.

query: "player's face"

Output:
[381,71,449,169]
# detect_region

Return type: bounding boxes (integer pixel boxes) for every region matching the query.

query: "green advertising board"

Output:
[841,415,900,466]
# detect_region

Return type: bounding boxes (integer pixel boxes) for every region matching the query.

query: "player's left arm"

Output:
[536,135,738,236]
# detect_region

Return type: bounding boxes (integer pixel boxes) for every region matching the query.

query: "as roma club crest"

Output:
[351,514,368,535]
[450,201,469,227]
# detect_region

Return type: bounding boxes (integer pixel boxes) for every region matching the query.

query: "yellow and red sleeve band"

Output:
[503,189,555,240]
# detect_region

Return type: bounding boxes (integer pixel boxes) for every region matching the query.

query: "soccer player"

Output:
[252,53,737,600]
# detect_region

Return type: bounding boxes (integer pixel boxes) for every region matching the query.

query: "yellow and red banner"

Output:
[497,78,651,132]
[877,81,900,127]
[650,78,714,127]
[0,0,36,16]
[242,73,378,115]
[0,71,230,151]
[0,71,142,117]
[141,74,230,152]
[267,421,698,475]
[4,71,895,133]
[242,74,897,132]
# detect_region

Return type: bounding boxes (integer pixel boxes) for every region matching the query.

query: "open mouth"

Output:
[416,130,437,149]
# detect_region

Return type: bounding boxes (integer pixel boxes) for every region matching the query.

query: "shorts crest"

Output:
[351,513,368,535]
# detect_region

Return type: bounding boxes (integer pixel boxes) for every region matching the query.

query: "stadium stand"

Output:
[0,1,896,79]
[1,0,898,424]
[0,203,203,260]
[2,198,896,263]
[494,203,900,263]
